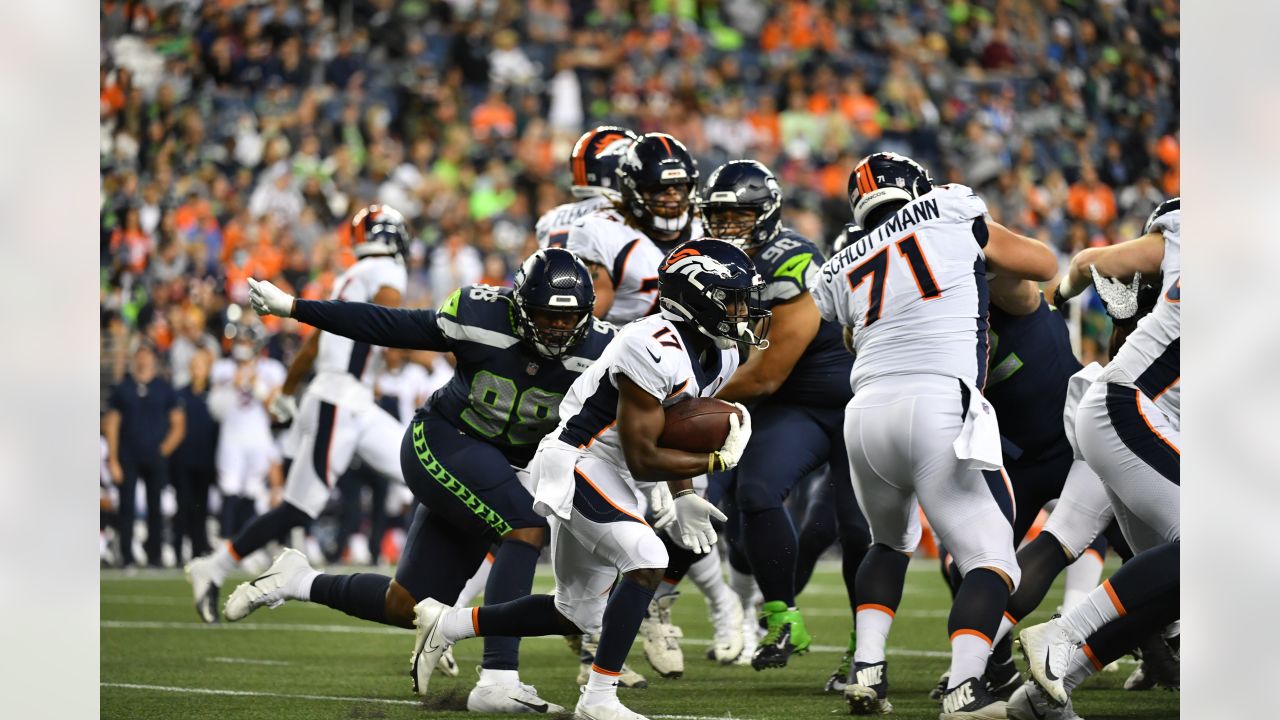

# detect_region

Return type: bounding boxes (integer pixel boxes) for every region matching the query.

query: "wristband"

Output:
[707,451,727,474]
[673,489,696,499]
[1055,274,1080,303]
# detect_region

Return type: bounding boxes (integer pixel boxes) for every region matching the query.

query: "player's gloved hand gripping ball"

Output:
[248,277,295,318]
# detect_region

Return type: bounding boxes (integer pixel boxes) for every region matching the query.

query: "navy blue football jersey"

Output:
[985,296,1082,460]
[751,229,854,407]
[292,285,617,467]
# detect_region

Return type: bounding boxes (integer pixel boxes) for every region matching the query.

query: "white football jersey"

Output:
[210,356,287,444]
[1100,209,1180,421]
[567,208,703,325]
[554,315,739,483]
[536,195,614,248]
[810,184,993,393]
[308,255,408,407]
[374,361,434,424]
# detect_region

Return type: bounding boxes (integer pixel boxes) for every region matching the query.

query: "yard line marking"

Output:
[100,682,757,719]
[101,682,420,706]
[207,657,291,666]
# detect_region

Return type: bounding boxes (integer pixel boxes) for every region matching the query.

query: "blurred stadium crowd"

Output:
[100,0,1179,568]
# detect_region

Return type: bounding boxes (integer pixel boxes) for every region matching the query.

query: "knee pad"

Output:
[1042,499,1108,559]
[616,527,668,575]
[554,587,605,636]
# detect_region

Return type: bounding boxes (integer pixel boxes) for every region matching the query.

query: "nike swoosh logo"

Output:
[250,572,279,589]
[646,348,661,363]
[511,698,549,712]
[1043,648,1059,681]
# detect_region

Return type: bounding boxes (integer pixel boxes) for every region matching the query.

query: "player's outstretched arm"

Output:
[717,292,821,404]
[616,374,721,484]
[1057,231,1165,304]
[249,277,450,352]
[983,219,1059,282]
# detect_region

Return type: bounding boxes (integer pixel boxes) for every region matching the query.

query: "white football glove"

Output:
[712,404,752,470]
[248,277,295,318]
[269,392,299,424]
[649,482,676,530]
[1091,266,1142,321]
[667,491,728,555]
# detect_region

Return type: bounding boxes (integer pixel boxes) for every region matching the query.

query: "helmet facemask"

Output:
[515,300,592,359]
[637,183,692,234]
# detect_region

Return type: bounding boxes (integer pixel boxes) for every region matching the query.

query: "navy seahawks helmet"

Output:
[616,132,699,236]
[847,152,934,229]
[831,223,868,254]
[512,248,596,359]
[697,160,783,251]
[570,125,638,199]
[351,204,410,263]
[658,239,771,350]
[1143,197,1180,235]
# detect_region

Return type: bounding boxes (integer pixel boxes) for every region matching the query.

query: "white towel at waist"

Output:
[531,437,583,521]
[953,378,1004,471]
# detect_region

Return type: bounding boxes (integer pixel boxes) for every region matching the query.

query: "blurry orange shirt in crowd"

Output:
[818,162,847,199]
[760,1,833,54]
[111,227,152,274]
[839,93,882,140]
[746,109,781,149]
[100,83,125,116]
[472,101,516,139]
[1066,183,1117,227]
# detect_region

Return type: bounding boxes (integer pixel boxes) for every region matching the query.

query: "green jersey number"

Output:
[986,330,1024,388]
[460,370,563,445]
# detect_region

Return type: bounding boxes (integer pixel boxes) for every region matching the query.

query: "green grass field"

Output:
[101,558,1177,719]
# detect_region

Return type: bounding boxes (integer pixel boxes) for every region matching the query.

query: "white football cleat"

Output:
[734,606,762,667]
[705,593,744,664]
[437,647,459,677]
[223,548,312,622]
[574,690,650,720]
[1007,680,1083,720]
[466,668,565,714]
[638,594,684,678]
[1017,617,1079,706]
[410,597,452,696]
[184,555,220,624]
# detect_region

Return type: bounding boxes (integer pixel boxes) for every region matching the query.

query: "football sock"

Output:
[466,594,579,641]
[741,506,798,606]
[1063,646,1096,693]
[591,577,655,674]
[1062,538,1107,612]
[455,552,493,608]
[946,568,1008,689]
[988,629,1013,667]
[688,553,735,611]
[1005,531,1071,623]
[478,668,520,686]
[583,667,622,704]
[309,572,390,624]
[230,501,311,560]
[211,540,239,582]
[727,564,759,613]
[837,520,872,613]
[1081,585,1180,667]
[1061,542,1178,642]
[482,540,540,671]
[852,544,910,664]
[654,577,679,601]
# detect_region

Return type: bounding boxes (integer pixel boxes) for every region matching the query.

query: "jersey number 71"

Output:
[846,233,941,325]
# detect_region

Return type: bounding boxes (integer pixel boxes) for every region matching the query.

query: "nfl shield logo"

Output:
[526,362,539,376]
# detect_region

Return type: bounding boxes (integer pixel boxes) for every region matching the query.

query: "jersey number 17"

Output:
[846,233,941,325]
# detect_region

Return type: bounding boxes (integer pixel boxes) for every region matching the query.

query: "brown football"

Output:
[657,397,741,453]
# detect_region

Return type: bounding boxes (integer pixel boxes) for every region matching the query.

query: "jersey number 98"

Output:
[461,371,564,445]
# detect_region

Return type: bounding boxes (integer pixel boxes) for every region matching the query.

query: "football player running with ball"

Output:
[810,153,1058,720]
[409,239,769,720]
[239,248,613,714]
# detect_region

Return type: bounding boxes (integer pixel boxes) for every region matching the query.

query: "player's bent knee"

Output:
[624,566,664,591]
[616,528,669,577]
[384,580,417,629]
[503,526,546,548]
[553,590,603,636]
